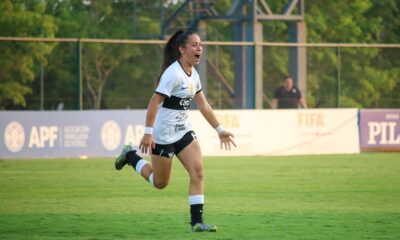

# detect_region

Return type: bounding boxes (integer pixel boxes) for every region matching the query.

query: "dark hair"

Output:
[157,29,198,83]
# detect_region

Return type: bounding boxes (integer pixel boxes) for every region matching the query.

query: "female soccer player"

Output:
[114,29,236,232]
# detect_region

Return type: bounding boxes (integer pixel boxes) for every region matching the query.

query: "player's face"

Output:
[179,34,202,66]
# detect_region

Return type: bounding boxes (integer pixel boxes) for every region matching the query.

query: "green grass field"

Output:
[0,153,399,239]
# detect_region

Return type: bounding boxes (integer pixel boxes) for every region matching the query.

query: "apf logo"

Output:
[4,121,25,152]
[101,120,121,151]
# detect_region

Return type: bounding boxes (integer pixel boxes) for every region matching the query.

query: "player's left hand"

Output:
[218,131,236,150]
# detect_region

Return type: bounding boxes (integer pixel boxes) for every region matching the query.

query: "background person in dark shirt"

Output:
[272,76,307,109]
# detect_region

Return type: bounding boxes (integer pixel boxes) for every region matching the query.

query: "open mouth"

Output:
[195,54,201,60]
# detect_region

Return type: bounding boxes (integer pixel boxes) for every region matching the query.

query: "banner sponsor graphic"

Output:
[359,109,400,152]
[1,110,146,159]
[192,109,360,156]
[1,109,360,159]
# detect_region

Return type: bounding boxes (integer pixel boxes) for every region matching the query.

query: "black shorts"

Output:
[152,131,197,158]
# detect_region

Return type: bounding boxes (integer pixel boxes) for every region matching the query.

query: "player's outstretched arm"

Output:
[194,92,236,150]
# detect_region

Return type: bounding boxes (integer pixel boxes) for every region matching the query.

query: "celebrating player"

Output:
[114,29,236,232]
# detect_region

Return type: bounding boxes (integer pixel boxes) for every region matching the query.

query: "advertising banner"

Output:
[1,110,146,159]
[1,109,360,159]
[359,109,400,152]
[192,109,360,156]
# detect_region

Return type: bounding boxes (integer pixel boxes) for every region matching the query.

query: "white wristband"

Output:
[144,127,153,135]
[215,125,225,134]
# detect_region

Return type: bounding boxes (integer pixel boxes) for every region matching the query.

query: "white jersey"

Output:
[153,61,202,144]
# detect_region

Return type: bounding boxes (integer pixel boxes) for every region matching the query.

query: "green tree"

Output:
[2,0,399,110]
[261,0,400,108]
[305,0,400,108]
[0,0,57,109]
[51,0,160,109]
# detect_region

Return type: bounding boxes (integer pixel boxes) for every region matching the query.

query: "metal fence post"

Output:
[336,46,341,108]
[76,39,82,110]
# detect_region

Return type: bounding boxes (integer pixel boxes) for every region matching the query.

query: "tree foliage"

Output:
[0,0,399,109]
[305,0,400,108]
[46,0,144,110]
[0,0,56,109]
[260,0,400,108]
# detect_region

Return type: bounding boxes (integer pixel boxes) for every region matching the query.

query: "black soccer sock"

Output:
[190,204,204,226]
[126,150,142,169]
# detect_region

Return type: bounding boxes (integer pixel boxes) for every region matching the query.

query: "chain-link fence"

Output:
[1,38,399,110]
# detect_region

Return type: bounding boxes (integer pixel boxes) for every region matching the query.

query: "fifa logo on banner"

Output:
[4,121,25,153]
[101,120,121,151]
[297,112,324,128]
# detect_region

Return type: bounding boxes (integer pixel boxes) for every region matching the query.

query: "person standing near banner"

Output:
[114,29,236,232]
[272,76,307,109]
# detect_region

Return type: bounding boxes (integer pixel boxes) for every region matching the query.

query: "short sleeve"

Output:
[195,79,202,94]
[192,69,202,94]
[155,68,177,97]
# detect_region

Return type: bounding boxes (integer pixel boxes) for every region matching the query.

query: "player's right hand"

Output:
[139,134,155,154]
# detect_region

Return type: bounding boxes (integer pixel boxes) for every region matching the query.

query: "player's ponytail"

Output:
[157,29,197,83]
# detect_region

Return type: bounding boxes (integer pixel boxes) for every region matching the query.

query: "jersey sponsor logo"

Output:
[179,98,191,109]
[175,123,186,132]
[162,96,192,110]
[175,112,188,121]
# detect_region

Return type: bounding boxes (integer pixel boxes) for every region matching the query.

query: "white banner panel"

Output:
[0,109,360,159]
[190,109,360,156]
